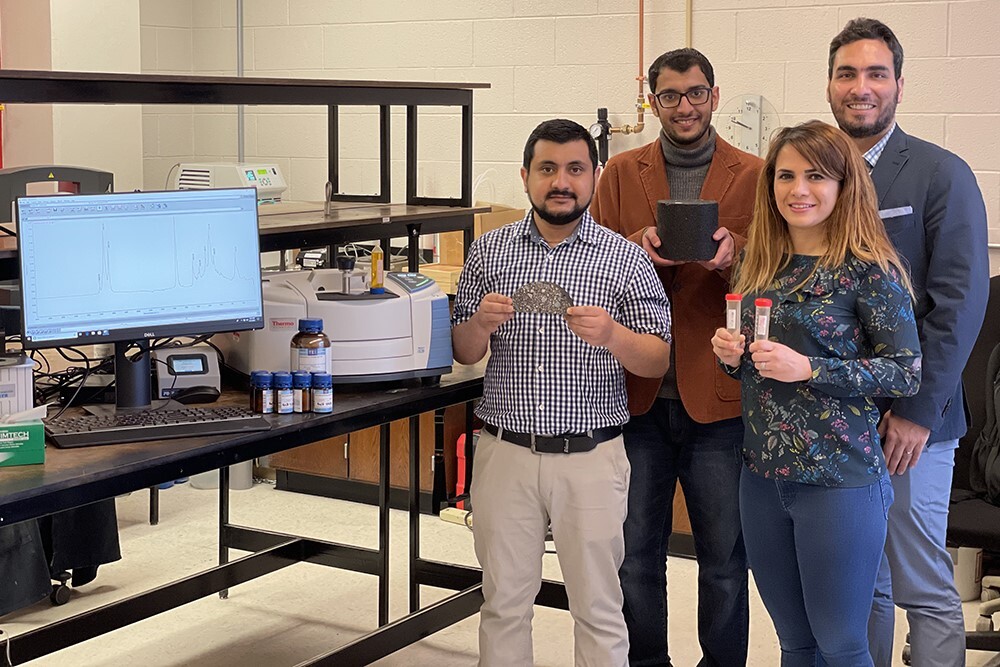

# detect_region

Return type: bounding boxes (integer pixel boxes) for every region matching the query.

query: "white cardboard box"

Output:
[0,355,34,416]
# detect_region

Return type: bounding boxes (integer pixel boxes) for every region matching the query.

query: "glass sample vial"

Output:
[311,372,333,413]
[370,243,385,294]
[292,371,312,413]
[249,370,274,414]
[273,371,294,414]
[754,298,772,342]
[725,293,742,334]
[290,318,332,374]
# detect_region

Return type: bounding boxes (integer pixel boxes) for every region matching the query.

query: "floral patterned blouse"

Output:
[725,254,922,487]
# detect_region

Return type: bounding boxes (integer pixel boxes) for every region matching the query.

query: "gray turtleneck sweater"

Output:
[659,124,717,198]
[657,125,717,399]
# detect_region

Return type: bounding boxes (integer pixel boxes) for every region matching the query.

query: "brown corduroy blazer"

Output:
[590,135,763,423]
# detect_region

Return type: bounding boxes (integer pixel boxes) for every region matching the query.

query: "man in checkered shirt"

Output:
[452,118,672,666]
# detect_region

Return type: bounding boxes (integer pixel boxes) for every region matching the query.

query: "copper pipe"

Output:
[610,0,647,136]
[638,0,644,76]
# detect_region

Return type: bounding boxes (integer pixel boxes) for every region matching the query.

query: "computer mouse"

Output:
[172,385,221,405]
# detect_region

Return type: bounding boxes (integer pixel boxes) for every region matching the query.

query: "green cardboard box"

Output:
[0,421,45,467]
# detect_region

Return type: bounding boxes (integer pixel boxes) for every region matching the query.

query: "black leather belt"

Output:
[483,423,622,454]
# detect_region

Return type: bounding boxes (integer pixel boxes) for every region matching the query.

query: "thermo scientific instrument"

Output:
[218,268,453,384]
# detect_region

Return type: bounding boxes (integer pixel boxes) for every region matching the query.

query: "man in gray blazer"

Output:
[827,18,989,667]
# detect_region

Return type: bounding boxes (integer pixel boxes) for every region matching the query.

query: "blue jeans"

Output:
[619,398,748,667]
[741,468,893,667]
[868,438,964,667]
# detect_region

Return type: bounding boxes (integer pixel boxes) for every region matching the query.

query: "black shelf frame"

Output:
[0,69,489,273]
[0,69,486,206]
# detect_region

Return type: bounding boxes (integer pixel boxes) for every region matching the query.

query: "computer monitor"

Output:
[16,187,264,410]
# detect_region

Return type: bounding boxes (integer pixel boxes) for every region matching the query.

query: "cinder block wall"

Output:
[0,0,143,192]
[138,0,1000,270]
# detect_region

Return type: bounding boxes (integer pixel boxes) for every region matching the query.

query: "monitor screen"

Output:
[16,187,264,349]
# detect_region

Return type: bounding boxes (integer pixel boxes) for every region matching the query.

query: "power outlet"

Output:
[440,507,472,527]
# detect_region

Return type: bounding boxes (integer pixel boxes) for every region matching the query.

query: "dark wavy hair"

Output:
[829,18,904,80]
[647,48,715,92]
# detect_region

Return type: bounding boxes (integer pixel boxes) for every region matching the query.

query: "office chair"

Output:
[942,274,1000,658]
[946,487,1000,635]
[900,275,1000,664]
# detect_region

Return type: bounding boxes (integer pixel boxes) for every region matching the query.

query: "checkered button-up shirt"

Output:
[452,210,671,435]
[864,123,896,170]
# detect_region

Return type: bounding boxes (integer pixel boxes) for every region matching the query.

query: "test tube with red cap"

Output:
[725,293,742,334]
[754,298,772,342]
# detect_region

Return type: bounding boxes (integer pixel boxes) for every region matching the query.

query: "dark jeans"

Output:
[619,398,748,667]
[741,468,892,667]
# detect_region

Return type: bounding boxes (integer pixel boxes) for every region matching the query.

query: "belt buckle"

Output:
[528,434,571,454]
[529,434,574,454]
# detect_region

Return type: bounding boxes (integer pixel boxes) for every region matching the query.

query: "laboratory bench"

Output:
[0,363,564,666]
[0,68,490,511]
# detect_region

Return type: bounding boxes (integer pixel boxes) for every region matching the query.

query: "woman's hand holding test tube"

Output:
[711,293,745,368]
[745,298,813,382]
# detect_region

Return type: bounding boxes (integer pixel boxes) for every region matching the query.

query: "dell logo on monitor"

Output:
[143,332,156,338]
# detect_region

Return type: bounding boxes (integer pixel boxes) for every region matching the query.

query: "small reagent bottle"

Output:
[311,372,334,413]
[250,370,274,414]
[290,318,332,374]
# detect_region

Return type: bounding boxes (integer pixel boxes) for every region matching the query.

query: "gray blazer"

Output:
[872,126,990,443]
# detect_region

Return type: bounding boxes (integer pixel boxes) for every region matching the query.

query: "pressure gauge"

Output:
[590,110,613,167]
[719,94,779,157]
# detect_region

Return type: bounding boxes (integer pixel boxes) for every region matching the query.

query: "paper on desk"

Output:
[0,405,48,424]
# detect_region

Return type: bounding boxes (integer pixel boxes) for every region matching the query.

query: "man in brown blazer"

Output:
[590,48,762,667]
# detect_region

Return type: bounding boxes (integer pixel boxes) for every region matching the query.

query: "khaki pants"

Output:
[471,428,631,667]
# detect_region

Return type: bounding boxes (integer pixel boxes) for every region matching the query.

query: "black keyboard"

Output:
[45,406,272,448]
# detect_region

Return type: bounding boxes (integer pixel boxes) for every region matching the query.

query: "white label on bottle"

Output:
[293,391,304,413]
[313,389,333,413]
[292,347,331,373]
[277,389,294,414]
[755,314,770,341]
[262,391,274,414]
[726,308,739,332]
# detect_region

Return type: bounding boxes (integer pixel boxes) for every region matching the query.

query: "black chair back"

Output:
[956,274,1000,490]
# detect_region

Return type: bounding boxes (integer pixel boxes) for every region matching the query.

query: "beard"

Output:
[663,115,711,146]
[528,190,592,227]
[833,97,898,140]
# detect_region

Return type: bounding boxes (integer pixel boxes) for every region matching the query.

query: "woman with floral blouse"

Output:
[711,120,921,667]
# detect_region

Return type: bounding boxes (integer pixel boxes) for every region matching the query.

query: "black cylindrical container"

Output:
[655,199,720,262]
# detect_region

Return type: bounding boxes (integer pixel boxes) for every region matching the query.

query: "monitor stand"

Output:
[83,340,183,417]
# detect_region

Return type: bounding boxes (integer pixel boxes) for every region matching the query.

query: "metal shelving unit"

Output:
[0,69,490,273]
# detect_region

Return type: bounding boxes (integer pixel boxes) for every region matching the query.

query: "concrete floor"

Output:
[1,480,997,666]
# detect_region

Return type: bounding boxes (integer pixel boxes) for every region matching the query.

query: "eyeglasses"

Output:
[653,87,712,109]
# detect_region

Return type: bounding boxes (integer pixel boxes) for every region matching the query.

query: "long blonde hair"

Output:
[733,120,912,296]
